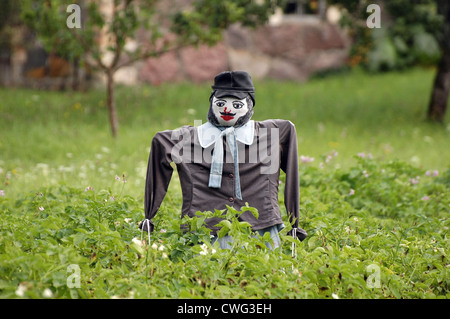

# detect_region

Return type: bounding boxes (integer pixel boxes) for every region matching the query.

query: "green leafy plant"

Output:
[1,157,448,299]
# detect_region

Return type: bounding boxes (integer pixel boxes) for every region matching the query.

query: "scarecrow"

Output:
[139,71,306,249]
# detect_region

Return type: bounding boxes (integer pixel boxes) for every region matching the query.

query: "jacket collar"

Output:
[197,120,254,148]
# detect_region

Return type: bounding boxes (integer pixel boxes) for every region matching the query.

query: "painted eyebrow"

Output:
[214,99,227,103]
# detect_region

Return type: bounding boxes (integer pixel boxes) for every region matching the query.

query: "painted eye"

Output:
[215,101,225,107]
[233,102,244,109]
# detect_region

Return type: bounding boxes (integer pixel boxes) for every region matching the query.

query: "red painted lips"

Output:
[220,107,236,121]
[220,114,235,121]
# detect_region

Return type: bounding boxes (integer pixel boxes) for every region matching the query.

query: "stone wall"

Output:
[131,18,350,85]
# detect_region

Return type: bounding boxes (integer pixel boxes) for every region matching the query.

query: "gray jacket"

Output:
[139,119,302,238]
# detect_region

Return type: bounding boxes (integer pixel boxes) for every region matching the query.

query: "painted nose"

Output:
[224,107,230,113]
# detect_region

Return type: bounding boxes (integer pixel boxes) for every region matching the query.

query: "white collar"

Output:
[197,120,255,148]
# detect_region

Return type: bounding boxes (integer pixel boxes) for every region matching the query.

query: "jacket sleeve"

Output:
[279,120,300,230]
[139,131,174,233]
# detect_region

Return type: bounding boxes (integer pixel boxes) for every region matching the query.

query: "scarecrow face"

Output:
[211,96,249,127]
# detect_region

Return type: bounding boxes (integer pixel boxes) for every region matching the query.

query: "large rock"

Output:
[180,43,228,83]
[225,20,349,82]
[138,19,350,84]
[138,50,181,85]
[226,49,271,80]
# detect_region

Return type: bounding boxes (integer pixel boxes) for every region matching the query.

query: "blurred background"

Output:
[1,1,446,88]
[0,0,449,199]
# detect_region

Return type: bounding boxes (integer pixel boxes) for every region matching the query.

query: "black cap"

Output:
[211,71,255,106]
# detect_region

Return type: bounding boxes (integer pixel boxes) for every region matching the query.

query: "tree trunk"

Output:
[72,57,80,91]
[427,0,450,123]
[106,70,118,138]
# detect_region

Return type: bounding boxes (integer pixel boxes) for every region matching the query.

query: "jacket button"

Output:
[229,173,233,178]
[229,197,234,202]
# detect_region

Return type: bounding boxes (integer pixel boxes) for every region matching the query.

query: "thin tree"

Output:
[22,0,280,137]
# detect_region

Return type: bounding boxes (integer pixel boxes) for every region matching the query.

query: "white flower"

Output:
[349,189,355,196]
[162,253,168,259]
[124,218,132,223]
[0,190,5,196]
[332,293,339,299]
[199,244,215,255]
[15,283,27,297]
[199,244,208,255]
[43,288,53,298]
[151,243,158,250]
[38,206,44,211]
[158,245,165,251]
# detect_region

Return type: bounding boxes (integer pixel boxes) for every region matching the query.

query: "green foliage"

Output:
[20,0,155,65]
[0,158,448,298]
[332,0,443,71]
[171,0,279,46]
[20,0,279,66]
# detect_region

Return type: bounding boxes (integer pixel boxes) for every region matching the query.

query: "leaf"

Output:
[51,271,67,288]
[72,232,87,246]
[238,221,252,231]
[241,203,259,220]
[130,242,144,255]
[216,220,231,238]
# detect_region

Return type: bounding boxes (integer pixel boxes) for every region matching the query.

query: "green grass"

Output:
[1,67,449,203]
[0,67,449,299]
